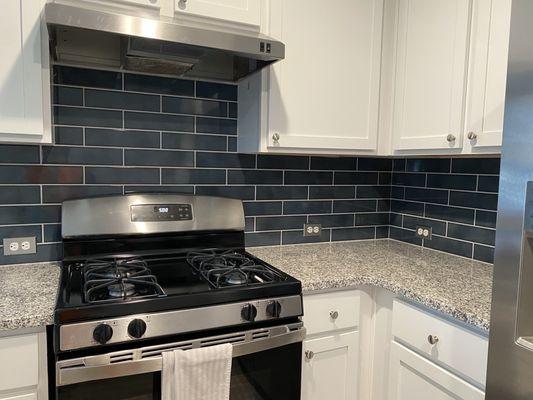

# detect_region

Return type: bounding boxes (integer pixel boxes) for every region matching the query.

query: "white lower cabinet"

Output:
[301,290,362,400]
[0,332,47,400]
[388,342,484,400]
[302,331,359,400]
[0,394,37,400]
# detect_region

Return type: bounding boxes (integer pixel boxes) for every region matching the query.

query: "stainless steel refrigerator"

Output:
[486,0,533,398]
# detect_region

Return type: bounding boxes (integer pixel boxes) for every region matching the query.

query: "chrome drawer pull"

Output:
[428,334,439,345]
[329,311,339,320]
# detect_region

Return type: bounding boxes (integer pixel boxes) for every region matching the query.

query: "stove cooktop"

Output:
[55,249,301,324]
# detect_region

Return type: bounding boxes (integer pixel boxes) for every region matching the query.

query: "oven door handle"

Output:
[57,324,305,386]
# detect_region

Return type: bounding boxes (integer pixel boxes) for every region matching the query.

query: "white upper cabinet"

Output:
[238,0,384,154]
[464,0,512,151]
[0,0,51,144]
[267,0,383,152]
[391,0,471,152]
[173,0,261,28]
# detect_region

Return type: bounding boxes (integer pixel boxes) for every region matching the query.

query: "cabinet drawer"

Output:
[0,334,39,391]
[0,394,37,400]
[392,300,488,386]
[303,290,360,336]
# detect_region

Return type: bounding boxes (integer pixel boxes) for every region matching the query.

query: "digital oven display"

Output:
[131,204,193,222]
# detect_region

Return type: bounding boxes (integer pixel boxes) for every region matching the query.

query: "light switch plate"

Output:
[3,237,37,255]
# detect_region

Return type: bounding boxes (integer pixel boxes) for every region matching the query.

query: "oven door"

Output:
[55,323,304,400]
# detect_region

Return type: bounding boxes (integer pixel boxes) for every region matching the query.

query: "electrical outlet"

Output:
[3,237,36,256]
[303,224,322,237]
[415,226,432,240]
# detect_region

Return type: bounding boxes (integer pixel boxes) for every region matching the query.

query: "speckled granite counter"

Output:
[0,239,492,332]
[0,262,60,331]
[250,239,492,331]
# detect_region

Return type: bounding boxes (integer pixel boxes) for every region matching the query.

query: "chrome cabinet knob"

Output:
[305,350,315,360]
[428,334,439,345]
[446,134,456,142]
[329,311,339,320]
[467,131,477,140]
[272,132,280,142]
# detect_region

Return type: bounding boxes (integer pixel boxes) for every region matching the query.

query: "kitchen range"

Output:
[49,194,304,399]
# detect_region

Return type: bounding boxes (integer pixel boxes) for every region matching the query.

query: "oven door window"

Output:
[56,343,302,400]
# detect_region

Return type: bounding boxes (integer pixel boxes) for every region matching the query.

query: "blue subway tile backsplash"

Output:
[0,65,501,265]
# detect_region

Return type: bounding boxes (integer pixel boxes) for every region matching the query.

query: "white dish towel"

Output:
[162,343,233,400]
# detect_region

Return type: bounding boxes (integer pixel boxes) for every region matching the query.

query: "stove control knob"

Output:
[93,324,113,345]
[266,300,282,318]
[128,319,147,339]
[241,304,258,322]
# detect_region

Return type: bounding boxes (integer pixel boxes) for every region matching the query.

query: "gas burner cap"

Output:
[224,271,248,285]
[108,283,136,298]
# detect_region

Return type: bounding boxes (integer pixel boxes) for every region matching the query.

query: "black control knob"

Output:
[93,324,113,344]
[241,304,258,322]
[266,300,282,318]
[128,319,147,338]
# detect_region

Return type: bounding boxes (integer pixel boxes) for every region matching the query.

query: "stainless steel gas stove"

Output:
[50,194,304,400]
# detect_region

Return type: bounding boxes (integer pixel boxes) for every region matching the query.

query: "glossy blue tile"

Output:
[85,167,160,184]
[162,168,226,184]
[284,201,332,215]
[406,158,451,173]
[162,132,227,151]
[195,152,255,168]
[42,146,123,165]
[53,86,83,106]
[256,216,307,231]
[42,185,123,203]
[125,149,194,167]
[285,171,333,185]
[86,128,160,148]
[0,225,43,243]
[195,186,255,200]
[124,111,194,132]
[256,186,308,200]
[0,186,40,204]
[245,232,280,247]
[308,214,354,228]
[0,145,40,164]
[309,186,355,199]
[124,73,194,96]
[54,127,83,145]
[162,97,227,117]
[54,66,122,89]
[257,155,309,170]
[243,201,282,216]
[54,106,122,128]
[196,81,237,101]
[0,205,61,225]
[196,117,237,135]
[332,227,375,242]
[85,89,160,111]
[228,170,283,185]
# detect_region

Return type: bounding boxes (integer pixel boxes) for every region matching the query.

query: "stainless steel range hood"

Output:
[44,2,284,82]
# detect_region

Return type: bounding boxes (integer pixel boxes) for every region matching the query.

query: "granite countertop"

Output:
[0,262,60,331]
[0,239,492,333]
[250,239,493,331]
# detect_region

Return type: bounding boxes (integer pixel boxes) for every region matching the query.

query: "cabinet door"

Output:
[392,0,471,151]
[464,0,511,150]
[301,331,359,400]
[0,0,49,142]
[266,0,383,151]
[174,0,261,27]
[388,342,485,400]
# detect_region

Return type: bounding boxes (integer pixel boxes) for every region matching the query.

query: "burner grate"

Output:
[82,257,166,303]
[187,250,282,289]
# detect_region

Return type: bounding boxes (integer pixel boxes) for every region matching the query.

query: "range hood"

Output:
[44,2,284,82]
